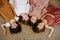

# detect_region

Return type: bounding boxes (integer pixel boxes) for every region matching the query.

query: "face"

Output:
[11,21,18,28]
[37,22,44,30]
[22,14,29,22]
[30,16,37,23]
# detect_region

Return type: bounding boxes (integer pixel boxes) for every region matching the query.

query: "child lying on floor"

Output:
[0,0,22,35]
[28,13,55,38]
[0,0,30,35]
[0,19,22,35]
[9,0,30,22]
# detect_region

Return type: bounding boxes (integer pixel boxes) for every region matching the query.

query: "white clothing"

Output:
[5,22,10,27]
[9,0,30,16]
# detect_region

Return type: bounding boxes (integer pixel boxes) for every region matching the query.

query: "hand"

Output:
[48,34,51,38]
[0,24,6,36]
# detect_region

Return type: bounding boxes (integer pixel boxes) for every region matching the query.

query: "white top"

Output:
[9,0,30,16]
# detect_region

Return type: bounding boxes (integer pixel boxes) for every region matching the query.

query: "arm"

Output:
[1,24,6,35]
[45,24,54,38]
[41,13,55,20]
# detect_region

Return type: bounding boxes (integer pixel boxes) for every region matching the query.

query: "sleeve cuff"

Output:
[15,16,19,21]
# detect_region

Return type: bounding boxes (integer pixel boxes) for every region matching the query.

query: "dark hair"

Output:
[28,19,35,26]
[32,25,45,33]
[32,19,45,33]
[18,16,29,24]
[27,16,37,26]
[18,16,23,22]
[9,22,22,34]
[27,15,35,26]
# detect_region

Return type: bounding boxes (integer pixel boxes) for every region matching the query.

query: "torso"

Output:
[14,0,30,16]
[44,15,55,25]
[29,0,50,19]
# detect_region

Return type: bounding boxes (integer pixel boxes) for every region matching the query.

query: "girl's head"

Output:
[18,14,29,23]
[9,21,22,34]
[30,16,37,23]
[18,16,23,22]
[28,16,38,26]
[32,19,45,33]
[23,14,29,22]
[37,23,45,31]
[22,14,29,21]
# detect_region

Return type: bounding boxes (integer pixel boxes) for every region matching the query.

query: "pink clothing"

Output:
[29,0,50,19]
[34,0,49,9]
[46,4,60,25]
[44,13,55,25]
[47,5,58,14]
[53,10,60,25]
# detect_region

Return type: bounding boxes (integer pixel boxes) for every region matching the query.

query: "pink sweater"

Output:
[29,0,50,19]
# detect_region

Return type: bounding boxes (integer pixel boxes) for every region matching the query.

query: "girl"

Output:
[0,0,21,35]
[28,13,54,38]
[9,0,30,22]
[28,0,50,26]
[29,0,50,19]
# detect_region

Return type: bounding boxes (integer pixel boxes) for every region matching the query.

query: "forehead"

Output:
[31,16,37,19]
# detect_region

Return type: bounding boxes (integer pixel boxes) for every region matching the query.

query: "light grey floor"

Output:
[0,0,60,40]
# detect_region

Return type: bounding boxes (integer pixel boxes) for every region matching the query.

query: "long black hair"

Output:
[18,16,23,22]
[27,16,37,26]
[18,15,29,24]
[9,22,22,34]
[28,19,35,26]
